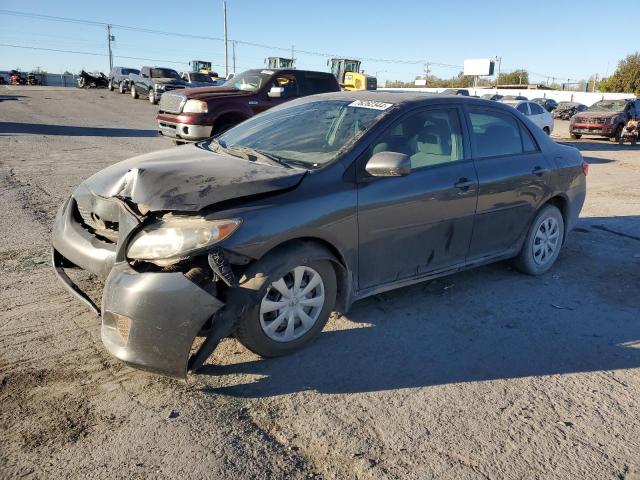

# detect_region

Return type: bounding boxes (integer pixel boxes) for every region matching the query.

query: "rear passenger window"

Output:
[301,73,336,95]
[469,111,524,158]
[371,108,464,169]
[516,103,529,115]
[530,103,545,115]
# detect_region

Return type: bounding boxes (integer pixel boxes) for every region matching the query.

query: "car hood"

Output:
[181,86,253,100]
[154,78,188,85]
[574,110,619,118]
[77,145,306,212]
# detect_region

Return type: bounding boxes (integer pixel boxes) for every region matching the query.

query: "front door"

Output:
[357,107,478,290]
[250,73,300,115]
[465,107,552,259]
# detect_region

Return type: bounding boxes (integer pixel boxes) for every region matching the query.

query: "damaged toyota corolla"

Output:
[52,91,587,378]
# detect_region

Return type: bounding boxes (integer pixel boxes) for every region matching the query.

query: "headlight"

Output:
[155,84,165,90]
[182,99,208,113]
[127,215,241,266]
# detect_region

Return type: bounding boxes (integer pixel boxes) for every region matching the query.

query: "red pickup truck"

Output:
[157,69,340,142]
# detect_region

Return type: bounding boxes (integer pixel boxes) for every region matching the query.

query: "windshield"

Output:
[223,70,272,92]
[122,68,139,75]
[588,100,627,112]
[189,73,213,83]
[150,68,180,79]
[211,100,392,167]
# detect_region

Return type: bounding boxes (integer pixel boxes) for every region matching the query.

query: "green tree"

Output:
[498,69,529,85]
[598,52,640,95]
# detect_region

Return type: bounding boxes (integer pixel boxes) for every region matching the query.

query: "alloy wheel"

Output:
[532,217,560,265]
[259,266,325,342]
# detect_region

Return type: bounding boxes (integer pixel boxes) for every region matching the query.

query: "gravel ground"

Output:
[1,86,639,480]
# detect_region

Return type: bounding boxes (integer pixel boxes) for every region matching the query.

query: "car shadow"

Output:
[0,122,158,137]
[197,216,640,398]
[559,140,636,151]
[0,95,26,102]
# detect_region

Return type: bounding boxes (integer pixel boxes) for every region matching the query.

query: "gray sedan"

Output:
[52,92,587,378]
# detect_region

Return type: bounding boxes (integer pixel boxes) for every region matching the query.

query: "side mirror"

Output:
[268,86,285,98]
[365,151,411,177]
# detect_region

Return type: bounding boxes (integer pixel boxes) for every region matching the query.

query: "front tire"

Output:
[108,80,114,91]
[235,247,337,357]
[512,204,565,276]
[149,89,157,105]
[119,82,126,94]
[130,84,139,99]
[610,124,623,143]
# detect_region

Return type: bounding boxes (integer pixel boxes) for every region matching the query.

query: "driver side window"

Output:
[273,74,299,97]
[370,108,464,170]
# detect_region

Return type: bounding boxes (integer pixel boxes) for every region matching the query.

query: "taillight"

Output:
[581,160,589,176]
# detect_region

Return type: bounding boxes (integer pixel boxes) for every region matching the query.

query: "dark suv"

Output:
[157,69,340,142]
[570,98,640,141]
[52,92,587,378]
[108,66,139,94]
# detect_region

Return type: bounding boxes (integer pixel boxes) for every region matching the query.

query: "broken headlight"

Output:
[127,215,241,266]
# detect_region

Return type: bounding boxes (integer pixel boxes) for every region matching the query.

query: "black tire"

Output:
[570,133,581,139]
[610,124,623,143]
[119,82,126,94]
[149,89,157,105]
[108,80,114,91]
[130,84,139,99]
[512,204,565,276]
[234,244,337,358]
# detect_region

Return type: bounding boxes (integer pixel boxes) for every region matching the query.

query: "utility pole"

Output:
[232,40,236,75]
[107,24,114,71]
[223,0,228,77]
[494,55,502,88]
[424,62,430,86]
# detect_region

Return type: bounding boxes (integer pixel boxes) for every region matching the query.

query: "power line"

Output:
[0,9,461,67]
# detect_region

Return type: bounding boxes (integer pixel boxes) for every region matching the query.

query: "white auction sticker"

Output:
[348,100,393,110]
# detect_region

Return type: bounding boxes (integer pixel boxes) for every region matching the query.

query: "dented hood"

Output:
[79,144,306,212]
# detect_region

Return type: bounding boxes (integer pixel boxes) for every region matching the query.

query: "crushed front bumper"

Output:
[51,193,225,378]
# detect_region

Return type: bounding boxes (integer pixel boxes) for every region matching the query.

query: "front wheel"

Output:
[108,80,114,91]
[512,204,565,276]
[235,248,337,357]
[149,89,157,105]
[610,125,623,143]
[119,82,126,94]
[130,84,139,99]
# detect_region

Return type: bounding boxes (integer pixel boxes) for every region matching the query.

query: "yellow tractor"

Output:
[265,57,295,69]
[329,58,377,91]
[190,60,213,74]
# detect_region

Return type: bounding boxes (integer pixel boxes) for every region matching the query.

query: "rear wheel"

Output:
[512,205,565,276]
[235,246,337,357]
[130,84,139,99]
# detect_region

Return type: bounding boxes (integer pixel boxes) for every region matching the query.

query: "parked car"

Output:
[531,98,558,112]
[553,102,587,120]
[157,69,340,143]
[77,70,108,89]
[52,91,587,378]
[481,94,503,101]
[441,88,470,96]
[180,71,225,87]
[570,98,640,142]
[128,66,188,104]
[502,100,554,134]
[108,66,140,94]
[501,95,529,101]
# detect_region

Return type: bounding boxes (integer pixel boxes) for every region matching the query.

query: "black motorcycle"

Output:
[77,70,109,88]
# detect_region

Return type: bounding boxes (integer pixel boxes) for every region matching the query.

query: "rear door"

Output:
[465,107,552,259]
[357,106,478,290]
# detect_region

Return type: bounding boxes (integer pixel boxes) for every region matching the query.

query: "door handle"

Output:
[532,166,550,176]
[454,178,475,190]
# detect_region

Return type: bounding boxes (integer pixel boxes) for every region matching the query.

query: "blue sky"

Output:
[0,0,634,84]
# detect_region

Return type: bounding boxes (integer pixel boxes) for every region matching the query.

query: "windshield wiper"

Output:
[226,145,292,168]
